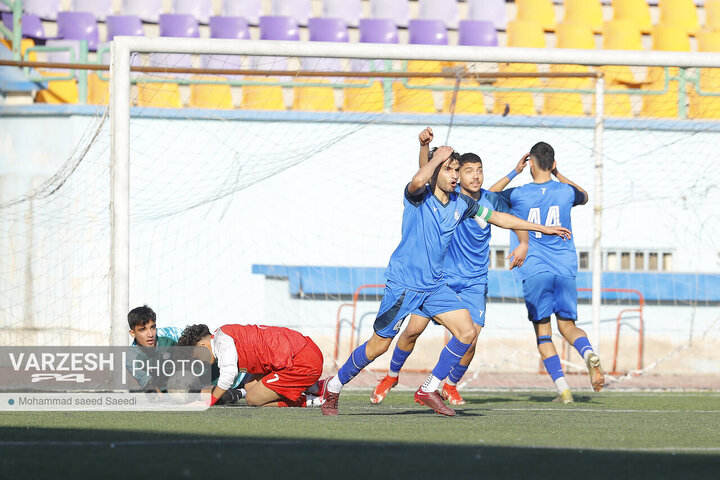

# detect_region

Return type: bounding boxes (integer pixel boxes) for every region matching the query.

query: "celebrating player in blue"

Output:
[495,142,605,403]
[371,127,531,406]
[321,136,572,416]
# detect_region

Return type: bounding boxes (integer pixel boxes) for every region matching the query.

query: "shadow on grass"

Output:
[1,426,718,480]
[528,394,597,404]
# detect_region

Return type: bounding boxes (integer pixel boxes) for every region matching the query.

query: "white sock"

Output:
[421,374,441,393]
[445,380,457,387]
[327,376,343,394]
[387,370,399,378]
[554,377,570,394]
[583,350,594,362]
[239,388,246,398]
[305,394,321,407]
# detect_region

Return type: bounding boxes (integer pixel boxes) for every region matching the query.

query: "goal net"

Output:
[1,37,718,388]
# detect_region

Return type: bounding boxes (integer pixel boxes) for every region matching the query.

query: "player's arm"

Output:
[207,332,239,406]
[488,153,530,192]
[418,127,433,168]
[551,166,589,205]
[507,229,530,269]
[408,145,454,195]
[477,207,572,239]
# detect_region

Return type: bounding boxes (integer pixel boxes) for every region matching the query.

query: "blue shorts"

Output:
[373,281,467,338]
[522,272,577,322]
[413,278,488,327]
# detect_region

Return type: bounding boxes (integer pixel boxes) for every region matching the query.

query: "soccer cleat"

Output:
[320,376,340,416]
[586,353,605,392]
[414,388,456,416]
[440,383,466,406]
[370,375,398,404]
[552,389,574,404]
[313,378,326,398]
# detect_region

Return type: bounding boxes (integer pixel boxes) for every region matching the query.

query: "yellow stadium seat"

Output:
[516,0,556,32]
[137,81,182,108]
[1,38,37,61]
[659,0,699,36]
[602,19,643,50]
[87,73,109,105]
[35,72,79,104]
[506,20,546,48]
[612,0,652,35]
[600,20,644,118]
[556,22,596,49]
[443,87,487,114]
[343,80,386,113]
[706,0,720,31]
[189,77,233,109]
[293,81,337,112]
[543,64,592,117]
[241,80,286,110]
[392,60,449,113]
[641,25,690,118]
[689,30,720,119]
[563,0,603,34]
[493,63,539,116]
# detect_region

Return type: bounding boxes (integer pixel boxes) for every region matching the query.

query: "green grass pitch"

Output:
[1,391,719,479]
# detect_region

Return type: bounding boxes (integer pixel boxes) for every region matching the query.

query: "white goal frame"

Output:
[108,36,720,347]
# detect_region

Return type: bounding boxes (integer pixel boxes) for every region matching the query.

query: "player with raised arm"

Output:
[321,135,571,416]
[371,128,531,406]
[178,324,325,408]
[494,142,605,403]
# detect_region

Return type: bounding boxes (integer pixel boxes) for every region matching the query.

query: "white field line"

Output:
[488,407,720,413]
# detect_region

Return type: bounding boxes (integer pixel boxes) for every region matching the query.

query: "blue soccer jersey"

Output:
[384,184,480,291]
[498,180,584,281]
[444,189,511,284]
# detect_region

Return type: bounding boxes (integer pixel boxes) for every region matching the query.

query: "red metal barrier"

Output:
[333,284,385,365]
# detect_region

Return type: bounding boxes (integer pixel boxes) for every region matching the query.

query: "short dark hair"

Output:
[459,152,482,167]
[178,324,212,347]
[428,147,460,162]
[530,142,555,171]
[128,305,156,330]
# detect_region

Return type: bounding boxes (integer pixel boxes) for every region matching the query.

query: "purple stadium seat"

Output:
[45,39,81,76]
[418,0,459,29]
[323,0,362,28]
[173,0,212,25]
[467,0,508,31]
[23,0,61,20]
[105,15,144,41]
[222,0,261,25]
[259,16,300,41]
[122,0,162,23]
[57,12,99,52]
[1,12,47,39]
[458,20,498,46]
[308,18,348,43]
[71,0,113,21]
[408,19,448,45]
[209,16,250,39]
[273,0,312,26]
[359,19,399,44]
[0,2,8,11]
[370,0,410,27]
[159,14,200,38]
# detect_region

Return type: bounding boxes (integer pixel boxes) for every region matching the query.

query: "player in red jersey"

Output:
[178,324,325,408]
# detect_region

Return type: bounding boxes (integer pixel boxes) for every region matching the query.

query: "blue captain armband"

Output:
[474,206,493,228]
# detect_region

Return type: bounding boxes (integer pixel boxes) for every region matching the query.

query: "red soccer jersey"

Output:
[217,324,309,374]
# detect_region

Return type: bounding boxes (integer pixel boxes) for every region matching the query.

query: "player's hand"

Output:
[542,226,572,240]
[507,243,528,269]
[516,153,530,174]
[432,145,454,161]
[419,127,433,146]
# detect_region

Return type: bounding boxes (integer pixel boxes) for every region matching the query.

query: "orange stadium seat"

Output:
[641,25,691,118]
[705,0,720,31]
[563,0,603,34]
[137,81,182,108]
[689,30,720,119]
[516,0,557,32]
[612,0,652,35]
[659,0,699,36]
[189,77,233,109]
[601,20,644,117]
[343,80,386,113]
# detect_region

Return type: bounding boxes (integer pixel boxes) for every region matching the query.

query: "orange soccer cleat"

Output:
[370,375,398,404]
[440,383,466,406]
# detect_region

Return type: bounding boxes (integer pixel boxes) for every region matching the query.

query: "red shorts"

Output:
[260,339,323,401]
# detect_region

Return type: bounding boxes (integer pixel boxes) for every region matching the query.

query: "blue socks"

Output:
[431,337,472,380]
[573,337,594,359]
[337,341,371,385]
[542,354,565,382]
[389,346,412,374]
[448,364,469,384]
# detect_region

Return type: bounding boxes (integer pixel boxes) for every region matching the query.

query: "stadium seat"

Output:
[105,15,144,42]
[159,14,200,38]
[222,0,260,24]
[601,20,643,117]
[259,15,300,41]
[706,0,720,32]
[323,0,362,28]
[603,19,643,51]
[467,0,507,31]
[563,0,603,34]
[611,0,652,35]
[370,0,410,28]
[137,81,183,108]
[458,20,498,47]
[506,20,546,48]
[358,18,399,44]
[1,13,47,40]
[23,0,61,20]
[555,22,595,49]
[641,25,691,118]
[0,37,37,62]
[273,0,312,26]
[122,0,162,23]
[35,40,81,104]
[418,0,460,29]
[173,0,213,25]
[87,72,109,104]
[209,16,249,39]
[516,0,556,32]
[189,76,234,109]
[71,0,113,21]
[493,62,540,116]
[57,12,99,52]
[658,0,699,36]
[689,30,720,119]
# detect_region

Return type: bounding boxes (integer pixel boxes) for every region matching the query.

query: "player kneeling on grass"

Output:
[178,324,325,408]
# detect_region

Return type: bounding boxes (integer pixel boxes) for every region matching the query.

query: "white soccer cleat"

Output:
[586,353,605,392]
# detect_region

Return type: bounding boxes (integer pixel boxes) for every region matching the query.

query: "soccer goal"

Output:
[1,36,718,384]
